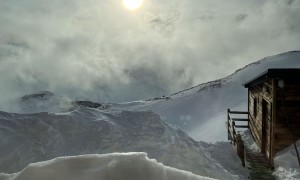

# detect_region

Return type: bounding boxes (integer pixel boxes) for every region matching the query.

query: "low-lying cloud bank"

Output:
[0,0,300,106]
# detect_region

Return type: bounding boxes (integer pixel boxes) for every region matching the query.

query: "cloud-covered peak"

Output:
[0,0,299,108]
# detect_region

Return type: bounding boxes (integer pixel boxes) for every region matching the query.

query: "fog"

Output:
[0,0,299,106]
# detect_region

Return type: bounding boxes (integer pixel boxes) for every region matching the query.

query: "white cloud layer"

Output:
[0,0,300,105]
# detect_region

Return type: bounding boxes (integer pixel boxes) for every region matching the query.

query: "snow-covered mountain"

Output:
[113,51,300,141]
[0,108,247,179]
[1,51,300,179]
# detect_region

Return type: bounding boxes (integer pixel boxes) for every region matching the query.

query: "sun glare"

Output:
[123,0,143,10]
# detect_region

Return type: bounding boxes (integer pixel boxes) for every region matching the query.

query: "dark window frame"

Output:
[253,97,258,118]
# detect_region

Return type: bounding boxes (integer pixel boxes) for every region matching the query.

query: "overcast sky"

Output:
[0,0,300,104]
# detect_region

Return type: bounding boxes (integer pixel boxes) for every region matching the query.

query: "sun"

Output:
[122,0,143,10]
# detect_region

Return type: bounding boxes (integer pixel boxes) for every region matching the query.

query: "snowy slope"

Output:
[113,51,300,142]
[0,153,215,180]
[0,108,247,179]
[273,139,300,179]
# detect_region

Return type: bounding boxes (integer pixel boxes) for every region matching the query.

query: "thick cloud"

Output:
[0,0,300,106]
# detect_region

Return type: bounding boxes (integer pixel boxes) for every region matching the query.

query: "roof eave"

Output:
[243,70,269,88]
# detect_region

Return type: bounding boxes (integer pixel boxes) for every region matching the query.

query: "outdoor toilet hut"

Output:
[243,68,300,166]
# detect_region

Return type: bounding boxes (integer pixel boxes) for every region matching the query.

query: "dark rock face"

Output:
[73,101,102,108]
[21,91,54,101]
[18,91,109,113]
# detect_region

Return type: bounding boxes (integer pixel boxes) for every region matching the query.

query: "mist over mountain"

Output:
[1,0,300,179]
[1,52,300,179]
[1,0,300,106]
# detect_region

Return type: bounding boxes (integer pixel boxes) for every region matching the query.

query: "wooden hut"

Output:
[243,68,300,166]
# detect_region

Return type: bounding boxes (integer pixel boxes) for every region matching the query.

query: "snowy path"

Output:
[245,146,275,180]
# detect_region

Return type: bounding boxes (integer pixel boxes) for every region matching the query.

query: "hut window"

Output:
[263,86,271,95]
[266,86,271,94]
[253,97,258,118]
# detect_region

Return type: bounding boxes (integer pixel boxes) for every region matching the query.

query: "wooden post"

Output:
[236,134,245,167]
[227,108,230,141]
[233,121,236,145]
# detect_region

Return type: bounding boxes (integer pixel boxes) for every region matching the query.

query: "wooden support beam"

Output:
[229,111,249,114]
[235,125,250,128]
[233,118,249,121]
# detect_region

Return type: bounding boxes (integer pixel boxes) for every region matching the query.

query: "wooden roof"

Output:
[244,68,300,88]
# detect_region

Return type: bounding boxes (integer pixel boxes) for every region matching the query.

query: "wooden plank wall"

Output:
[274,79,300,155]
[249,80,273,160]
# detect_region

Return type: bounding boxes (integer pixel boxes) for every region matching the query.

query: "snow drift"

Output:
[273,139,300,179]
[0,153,215,180]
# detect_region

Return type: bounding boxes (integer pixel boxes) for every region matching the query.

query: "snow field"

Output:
[0,153,215,180]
